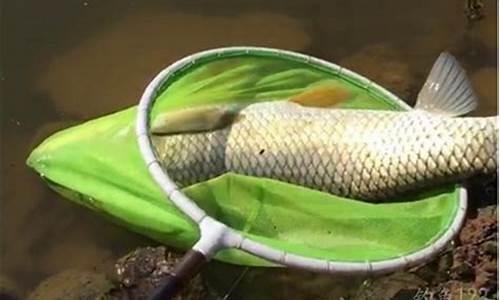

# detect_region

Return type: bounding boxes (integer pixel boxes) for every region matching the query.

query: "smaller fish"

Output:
[152,53,498,201]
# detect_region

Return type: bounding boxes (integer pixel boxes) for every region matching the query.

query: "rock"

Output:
[376,204,498,299]
[438,251,454,275]
[26,269,116,300]
[411,258,441,284]
[451,205,498,293]
[483,241,497,256]
[475,259,497,290]
[451,263,475,281]
[354,272,426,300]
[204,261,365,300]
[459,206,497,245]
[115,246,209,300]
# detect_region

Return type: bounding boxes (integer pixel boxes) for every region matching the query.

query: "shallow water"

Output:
[1,0,497,297]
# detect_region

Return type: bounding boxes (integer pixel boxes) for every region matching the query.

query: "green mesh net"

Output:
[27,51,459,267]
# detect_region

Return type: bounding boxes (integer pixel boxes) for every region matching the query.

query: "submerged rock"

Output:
[26,269,117,300]
[203,260,366,300]
[354,272,426,300]
[115,246,209,300]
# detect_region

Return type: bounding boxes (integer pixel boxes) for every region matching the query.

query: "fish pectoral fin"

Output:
[151,104,243,135]
[415,52,478,117]
[289,81,353,108]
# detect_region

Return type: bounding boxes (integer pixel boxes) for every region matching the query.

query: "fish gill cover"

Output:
[27,50,459,266]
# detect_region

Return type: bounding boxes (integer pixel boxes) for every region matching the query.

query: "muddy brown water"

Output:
[1,0,497,297]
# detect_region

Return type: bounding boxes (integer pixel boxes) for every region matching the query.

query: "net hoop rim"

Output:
[136,46,467,274]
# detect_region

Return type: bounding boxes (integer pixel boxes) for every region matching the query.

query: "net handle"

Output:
[149,249,207,300]
[136,46,467,277]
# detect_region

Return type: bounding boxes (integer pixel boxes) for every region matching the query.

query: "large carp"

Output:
[152,53,497,201]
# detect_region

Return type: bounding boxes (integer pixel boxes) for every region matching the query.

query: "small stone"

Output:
[390,288,420,300]
[451,263,475,281]
[483,241,497,256]
[115,247,210,300]
[354,272,426,300]
[438,252,454,274]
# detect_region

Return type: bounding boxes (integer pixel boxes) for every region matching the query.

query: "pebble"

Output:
[115,246,210,300]
[483,241,497,256]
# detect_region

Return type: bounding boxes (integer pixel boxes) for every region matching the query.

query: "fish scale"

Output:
[151,53,498,201]
[153,101,497,201]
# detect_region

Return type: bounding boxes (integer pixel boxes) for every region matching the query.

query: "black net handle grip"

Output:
[149,249,208,300]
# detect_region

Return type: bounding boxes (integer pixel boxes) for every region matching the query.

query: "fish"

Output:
[151,53,498,201]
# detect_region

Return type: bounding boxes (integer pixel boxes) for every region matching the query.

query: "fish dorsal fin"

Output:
[415,52,477,116]
[151,104,243,135]
[289,81,353,108]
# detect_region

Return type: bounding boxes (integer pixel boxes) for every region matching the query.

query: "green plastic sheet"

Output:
[27,52,459,266]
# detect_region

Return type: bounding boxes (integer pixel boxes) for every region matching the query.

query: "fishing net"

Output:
[27,48,463,268]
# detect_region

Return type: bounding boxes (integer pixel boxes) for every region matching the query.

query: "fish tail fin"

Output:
[415,52,478,117]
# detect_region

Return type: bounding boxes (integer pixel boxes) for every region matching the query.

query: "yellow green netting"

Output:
[27,52,459,266]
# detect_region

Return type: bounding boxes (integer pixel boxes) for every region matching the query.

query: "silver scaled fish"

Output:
[151,53,498,201]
